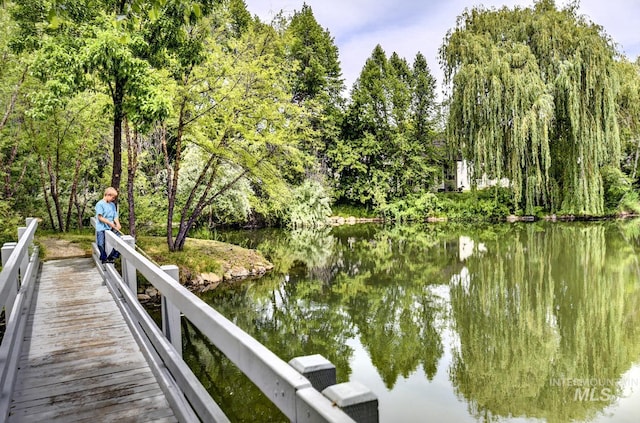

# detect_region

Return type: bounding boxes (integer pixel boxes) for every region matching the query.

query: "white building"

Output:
[443,159,510,192]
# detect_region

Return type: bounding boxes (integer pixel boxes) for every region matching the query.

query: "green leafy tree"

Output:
[2,4,87,230]
[440,0,621,215]
[0,3,34,203]
[25,91,108,231]
[9,0,201,191]
[162,7,309,250]
[7,0,171,231]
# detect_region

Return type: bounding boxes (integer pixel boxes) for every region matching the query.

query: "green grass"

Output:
[34,231,270,286]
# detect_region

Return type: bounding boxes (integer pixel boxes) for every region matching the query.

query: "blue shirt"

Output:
[95,199,118,231]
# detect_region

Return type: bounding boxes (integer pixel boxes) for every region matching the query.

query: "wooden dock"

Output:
[1,219,365,423]
[8,258,178,422]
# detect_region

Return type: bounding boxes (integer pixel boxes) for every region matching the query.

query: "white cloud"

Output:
[245,0,640,94]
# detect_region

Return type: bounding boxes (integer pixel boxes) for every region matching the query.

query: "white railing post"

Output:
[1,243,16,267]
[289,354,336,392]
[161,264,182,357]
[1,243,17,317]
[121,235,137,293]
[16,226,29,284]
[322,382,378,423]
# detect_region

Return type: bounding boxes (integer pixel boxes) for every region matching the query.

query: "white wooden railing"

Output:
[92,219,376,423]
[0,218,40,420]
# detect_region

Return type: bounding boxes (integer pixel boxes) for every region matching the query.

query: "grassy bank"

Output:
[340,186,640,223]
[35,231,272,287]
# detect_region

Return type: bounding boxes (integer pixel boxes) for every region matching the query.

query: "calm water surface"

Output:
[182,221,640,422]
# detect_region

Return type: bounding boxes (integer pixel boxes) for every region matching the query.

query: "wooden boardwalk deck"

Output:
[8,258,178,423]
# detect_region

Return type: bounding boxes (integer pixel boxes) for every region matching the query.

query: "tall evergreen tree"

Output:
[409,52,441,191]
[334,45,391,207]
[332,45,440,208]
[411,52,438,149]
[286,3,342,105]
[284,3,344,177]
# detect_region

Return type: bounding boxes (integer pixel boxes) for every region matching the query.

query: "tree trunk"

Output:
[46,157,64,232]
[125,119,138,237]
[74,184,86,230]
[161,124,176,251]
[39,159,56,230]
[632,137,640,181]
[65,139,85,231]
[164,100,186,251]
[171,156,264,251]
[65,166,78,231]
[111,78,124,191]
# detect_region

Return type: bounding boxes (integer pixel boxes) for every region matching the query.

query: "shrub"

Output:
[601,166,637,213]
[380,192,442,222]
[287,180,332,229]
[436,187,513,221]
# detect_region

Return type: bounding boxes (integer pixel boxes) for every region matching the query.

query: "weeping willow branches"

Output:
[440,0,620,214]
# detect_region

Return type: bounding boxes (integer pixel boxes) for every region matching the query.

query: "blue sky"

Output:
[243,0,640,96]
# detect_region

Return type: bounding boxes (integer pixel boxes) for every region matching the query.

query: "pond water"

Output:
[182,220,640,422]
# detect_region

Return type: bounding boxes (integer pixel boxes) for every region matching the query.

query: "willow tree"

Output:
[617,59,640,179]
[440,0,620,214]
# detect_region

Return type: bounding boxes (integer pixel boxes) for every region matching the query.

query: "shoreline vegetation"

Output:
[329,212,640,225]
[34,209,640,300]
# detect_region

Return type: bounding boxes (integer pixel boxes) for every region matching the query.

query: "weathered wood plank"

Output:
[8,258,178,422]
[15,360,149,388]
[10,391,175,423]
[12,370,160,405]
[21,329,133,351]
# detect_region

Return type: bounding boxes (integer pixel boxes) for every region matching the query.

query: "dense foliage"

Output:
[440,0,632,215]
[1,0,640,249]
[329,46,441,209]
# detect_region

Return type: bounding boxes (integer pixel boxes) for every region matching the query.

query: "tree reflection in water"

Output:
[184,221,640,422]
[450,222,640,422]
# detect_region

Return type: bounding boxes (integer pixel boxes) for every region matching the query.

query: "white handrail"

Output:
[0,218,40,421]
[92,218,359,422]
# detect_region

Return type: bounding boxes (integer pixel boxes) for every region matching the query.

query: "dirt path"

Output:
[38,238,89,260]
